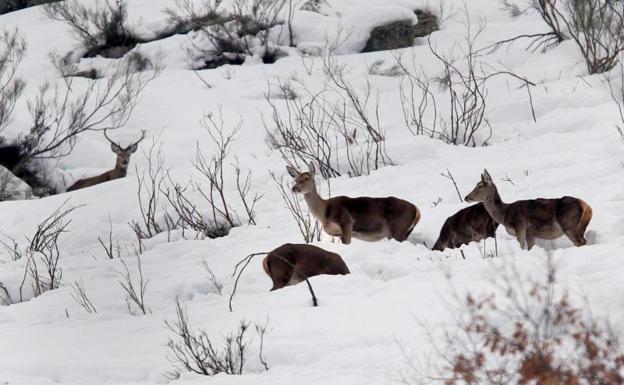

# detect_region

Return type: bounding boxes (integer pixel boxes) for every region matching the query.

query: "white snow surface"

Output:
[0,0,623,384]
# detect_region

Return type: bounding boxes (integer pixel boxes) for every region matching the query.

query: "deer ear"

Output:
[286,165,299,178]
[308,162,316,174]
[128,143,139,154]
[482,169,493,183]
[111,142,123,155]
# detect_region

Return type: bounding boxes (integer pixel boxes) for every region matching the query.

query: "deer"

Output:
[262,243,350,291]
[464,169,592,250]
[432,203,499,251]
[66,129,146,192]
[287,162,421,244]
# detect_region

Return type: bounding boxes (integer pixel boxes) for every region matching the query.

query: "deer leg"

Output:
[526,235,536,250]
[515,224,528,250]
[339,210,353,245]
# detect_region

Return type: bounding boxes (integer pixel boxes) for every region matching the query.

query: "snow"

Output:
[1,0,623,384]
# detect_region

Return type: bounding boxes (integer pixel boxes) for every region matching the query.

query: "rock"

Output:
[362,19,415,53]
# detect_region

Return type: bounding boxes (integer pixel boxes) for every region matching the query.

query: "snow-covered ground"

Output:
[1,0,623,384]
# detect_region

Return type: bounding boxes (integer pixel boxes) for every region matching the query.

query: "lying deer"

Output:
[262,243,350,291]
[432,203,499,251]
[464,169,592,250]
[67,130,146,192]
[287,163,420,244]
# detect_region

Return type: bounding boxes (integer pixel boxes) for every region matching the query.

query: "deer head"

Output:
[465,169,496,202]
[286,162,316,194]
[104,129,146,177]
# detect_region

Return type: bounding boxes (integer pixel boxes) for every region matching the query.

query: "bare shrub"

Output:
[0,281,12,305]
[264,51,393,178]
[0,29,26,139]
[129,139,179,245]
[163,0,224,36]
[270,172,322,243]
[499,0,624,74]
[70,279,97,314]
[201,260,223,295]
[43,0,141,58]
[165,298,269,378]
[8,200,81,302]
[397,10,538,146]
[0,0,61,15]
[401,256,624,385]
[162,109,261,239]
[185,0,287,68]
[117,252,149,316]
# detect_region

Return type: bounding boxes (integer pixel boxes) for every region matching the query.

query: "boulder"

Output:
[362,19,415,53]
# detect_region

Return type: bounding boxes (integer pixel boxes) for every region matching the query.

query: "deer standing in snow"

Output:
[287,163,421,244]
[66,130,146,192]
[464,169,592,250]
[432,203,499,251]
[262,243,350,291]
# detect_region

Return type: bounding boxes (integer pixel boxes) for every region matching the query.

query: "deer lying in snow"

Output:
[67,130,146,192]
[287,163,421,244]
[464,169,592,250]
[262,243,350,291]
[432,203,499,251]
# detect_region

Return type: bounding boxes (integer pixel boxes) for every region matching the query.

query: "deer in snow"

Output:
[432,203,499,251]
[287,163,421,244]
[262,243,350,291]
[66,129,146,192]
[464,169,592,250]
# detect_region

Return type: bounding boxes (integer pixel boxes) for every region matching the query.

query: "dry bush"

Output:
[163,0,225,36]
[165,299,269,378]
[499,0,624,74]
[43,0,141,58]
[0,29,26,140]
[162,109,261,239]
[184,0,287,68]
[70,279,97,314]
[401,256,624,385]
[0,0,61,15]
[117,252,149,315]
[264,49,393,178]
[0,200,81,303]
[129,139,179,245]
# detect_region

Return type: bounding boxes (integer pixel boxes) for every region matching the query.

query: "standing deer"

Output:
[262,243,350,291]
[464,169,592,250]
[432,203,499,251]
[287,163,421,244]
[66,130,146,192]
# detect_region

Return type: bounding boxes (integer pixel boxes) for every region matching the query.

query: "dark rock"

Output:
[362,20,415,53]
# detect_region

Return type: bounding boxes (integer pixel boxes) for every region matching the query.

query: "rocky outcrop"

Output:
[361,9,439,53]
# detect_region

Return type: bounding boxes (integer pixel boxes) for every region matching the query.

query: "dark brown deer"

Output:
[66,130,146,192]
[287,163,421,244]
[262,243,350,291]
[464,169,592,250]
[432,203,499,251]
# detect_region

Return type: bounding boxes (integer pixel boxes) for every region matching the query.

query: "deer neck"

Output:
[303,186,327,220]
[111,162,128,179]
[483,186,508,225]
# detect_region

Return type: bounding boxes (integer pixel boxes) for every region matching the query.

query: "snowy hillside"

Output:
[0,0,623,384]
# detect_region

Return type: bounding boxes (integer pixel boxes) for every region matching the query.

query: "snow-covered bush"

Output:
[165,300,269,378]
[184,0,289,69]
[500,0,624,74]
[43,0,141,59]
[403,257,624,384]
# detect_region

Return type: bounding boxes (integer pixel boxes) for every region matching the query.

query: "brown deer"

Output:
[66,130,146,192]
[287,163,421,244]
[464,169,592,250]
[262,243,350,291]
[432,203,499,251]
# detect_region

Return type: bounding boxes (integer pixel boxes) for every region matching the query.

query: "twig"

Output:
[441,169,463,202]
